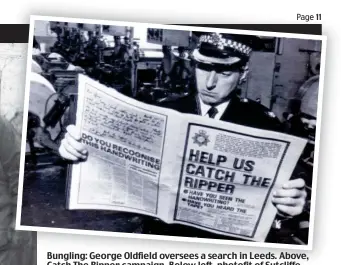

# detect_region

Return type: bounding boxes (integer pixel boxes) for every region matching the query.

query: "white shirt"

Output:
[198,97,230,120]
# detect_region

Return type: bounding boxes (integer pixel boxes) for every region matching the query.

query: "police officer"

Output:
[59,32,307,242]
[159,33,283,131]
[152,33,307,241]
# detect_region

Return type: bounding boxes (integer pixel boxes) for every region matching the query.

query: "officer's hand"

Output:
[271,178,307,217]
[59,125,88,161]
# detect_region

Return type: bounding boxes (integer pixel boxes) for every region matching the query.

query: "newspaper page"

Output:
[67,74,182,217]
[165,115,307,241]
[67,74,307,242]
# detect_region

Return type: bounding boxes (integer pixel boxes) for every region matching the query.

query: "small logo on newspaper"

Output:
[192,130,210,147]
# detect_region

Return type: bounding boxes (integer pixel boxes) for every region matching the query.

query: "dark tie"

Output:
[207,106,218,119]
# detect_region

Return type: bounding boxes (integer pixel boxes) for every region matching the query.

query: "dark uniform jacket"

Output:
[157,91,283,131]
[143,92,305,244]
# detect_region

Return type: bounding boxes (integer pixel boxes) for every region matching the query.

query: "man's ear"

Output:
[239,64,249,84]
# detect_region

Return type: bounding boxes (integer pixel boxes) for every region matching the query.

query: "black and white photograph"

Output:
[0,43,37,265]
[17,16,326,249]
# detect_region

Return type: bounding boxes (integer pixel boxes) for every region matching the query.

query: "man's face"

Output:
[195,62,241,105]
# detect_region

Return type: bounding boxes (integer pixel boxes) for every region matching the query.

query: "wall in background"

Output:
[243,38,322,120]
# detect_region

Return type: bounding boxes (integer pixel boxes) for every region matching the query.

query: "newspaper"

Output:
[66,74,307,241]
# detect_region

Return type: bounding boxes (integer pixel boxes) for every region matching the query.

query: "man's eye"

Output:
[221,71,233,76]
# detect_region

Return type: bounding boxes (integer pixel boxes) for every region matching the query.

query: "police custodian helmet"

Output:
[192,32,261,67]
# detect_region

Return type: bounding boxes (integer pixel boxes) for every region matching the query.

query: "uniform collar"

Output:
[198,95,230,119]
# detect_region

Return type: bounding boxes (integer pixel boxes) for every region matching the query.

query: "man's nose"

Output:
[206,71,218,90]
